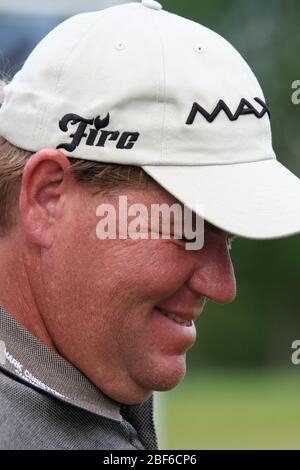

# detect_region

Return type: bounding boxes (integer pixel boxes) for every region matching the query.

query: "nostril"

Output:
[213,287,237,305]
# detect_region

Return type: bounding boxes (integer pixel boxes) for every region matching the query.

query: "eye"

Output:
[177,235,200,251]
[167,233,197,249]
[173,233,199,245]
[182,235,197,243]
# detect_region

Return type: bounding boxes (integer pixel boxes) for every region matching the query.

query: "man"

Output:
[0,0,299,450]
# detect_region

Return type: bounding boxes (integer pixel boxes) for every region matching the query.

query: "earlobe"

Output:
[19,149,71,248]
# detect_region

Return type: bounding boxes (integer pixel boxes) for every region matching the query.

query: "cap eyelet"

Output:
[195,44,205,54]
[115,41,125,51]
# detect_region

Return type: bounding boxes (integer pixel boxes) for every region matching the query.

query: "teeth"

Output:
[159,309,191,326]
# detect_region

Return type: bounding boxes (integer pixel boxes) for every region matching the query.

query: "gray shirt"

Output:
[0,306,158,450]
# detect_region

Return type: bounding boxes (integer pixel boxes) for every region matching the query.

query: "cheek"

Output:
[116,242,193,302]
[61,236,192,307]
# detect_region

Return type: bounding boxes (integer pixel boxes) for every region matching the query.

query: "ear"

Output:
[19,148,72,248]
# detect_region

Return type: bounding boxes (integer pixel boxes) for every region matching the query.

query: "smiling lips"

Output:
[156,308,194,327]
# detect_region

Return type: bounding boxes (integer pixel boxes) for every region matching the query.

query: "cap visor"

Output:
[142,159,300,240]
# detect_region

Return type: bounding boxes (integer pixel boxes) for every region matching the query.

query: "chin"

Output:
[135,354,187,393]
[94,356,187,405]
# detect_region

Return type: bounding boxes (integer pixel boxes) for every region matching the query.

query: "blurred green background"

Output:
[1,0,300,450]
[154,0,300,450]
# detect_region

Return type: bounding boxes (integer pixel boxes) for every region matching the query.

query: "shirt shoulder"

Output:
[0,369,143,450]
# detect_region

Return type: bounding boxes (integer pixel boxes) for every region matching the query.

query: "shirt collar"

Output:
[0,305,123,422]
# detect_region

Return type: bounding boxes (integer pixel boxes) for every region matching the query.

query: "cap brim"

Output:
[142,159,300,240]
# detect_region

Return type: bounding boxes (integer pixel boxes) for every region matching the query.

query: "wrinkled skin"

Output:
[0,149,236,404]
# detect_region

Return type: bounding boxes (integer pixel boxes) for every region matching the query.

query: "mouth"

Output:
[155,307,194,327]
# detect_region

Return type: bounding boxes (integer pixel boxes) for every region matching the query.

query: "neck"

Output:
[0,232,58,353]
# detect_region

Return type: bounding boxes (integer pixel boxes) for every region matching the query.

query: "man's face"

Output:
[37,177,237,405]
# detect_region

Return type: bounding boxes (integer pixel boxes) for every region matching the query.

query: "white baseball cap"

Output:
[0,0,299,239]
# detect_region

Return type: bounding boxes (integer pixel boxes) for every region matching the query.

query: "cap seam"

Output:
[150,10,167,162]
[38,10,117,144]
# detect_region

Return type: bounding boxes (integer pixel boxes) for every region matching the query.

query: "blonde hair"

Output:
[0,80,152,235]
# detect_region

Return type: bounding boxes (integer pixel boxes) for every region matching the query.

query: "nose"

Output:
[186,234,237,305]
